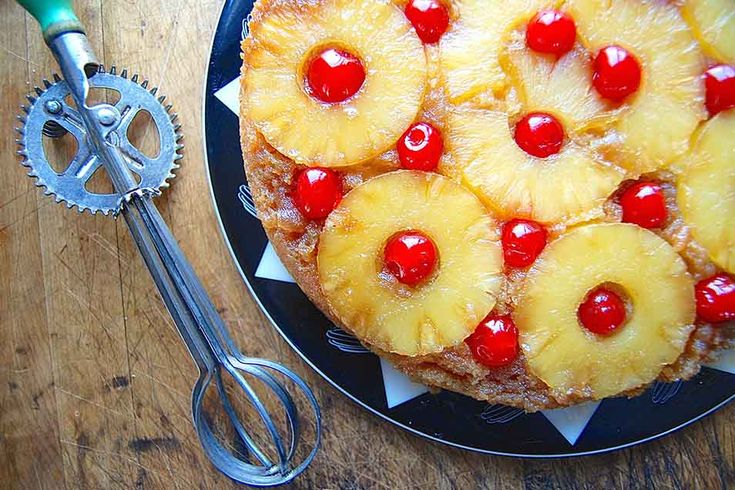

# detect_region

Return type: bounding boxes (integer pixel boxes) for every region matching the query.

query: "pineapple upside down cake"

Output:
[240,0,735,410]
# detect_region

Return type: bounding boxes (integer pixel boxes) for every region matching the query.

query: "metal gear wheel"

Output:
[15,65,183,215]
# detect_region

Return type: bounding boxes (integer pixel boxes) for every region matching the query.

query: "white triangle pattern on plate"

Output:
[379,359,430,409]
[214,76,241,116]
[541,401,602,446]
[255,242,296,283]
[706,349,735,374]
[216,76,606,446]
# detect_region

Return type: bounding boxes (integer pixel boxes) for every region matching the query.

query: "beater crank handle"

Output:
[18,0,99,124]
[16,0,84,43]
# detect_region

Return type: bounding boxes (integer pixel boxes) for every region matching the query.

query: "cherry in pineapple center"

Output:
[305,47,366,104]
[384,230,438,287]
[578,286,628,336]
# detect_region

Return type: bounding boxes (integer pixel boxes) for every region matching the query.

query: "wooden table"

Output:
[1,1,733,488]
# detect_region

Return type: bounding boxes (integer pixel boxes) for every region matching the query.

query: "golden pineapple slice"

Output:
[515,223,695,400]
[241,0,427,167]
[503,45,612,132]
[444,107,624,224]
[439,0,559,105]
[317,171,503,356]
[567,0,706,173]
[677,111,735,273]
[682,0,735,63]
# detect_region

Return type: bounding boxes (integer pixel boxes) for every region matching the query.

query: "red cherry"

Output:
[292,168,342,220]
[397,122,444,171]
[704,64,735,117]
[306,48,366,103]
[384,231,438,287]
[526,10,576,57]
[578,287,627,336]
[514,112,565,158]
[465,314,519,368]
[619,181,667,229]
[501,219,548,268]
[592,45,642,102]
[405,0,450,44]
[695,274,735,324]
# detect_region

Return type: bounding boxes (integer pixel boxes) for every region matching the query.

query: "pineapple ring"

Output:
[241,0,427,167]
[682,0,735,63]
[439,0,560,105]
[444,107,624,224]
[515,224,695,400]
[677,112,735,273]
[567,0,706,173]
[503,45,613,133]
[317,171,503,357]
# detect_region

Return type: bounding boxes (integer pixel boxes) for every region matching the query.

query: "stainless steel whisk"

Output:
[14,0,320,485]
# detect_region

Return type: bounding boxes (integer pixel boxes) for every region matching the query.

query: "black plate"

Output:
[203,0,735,457]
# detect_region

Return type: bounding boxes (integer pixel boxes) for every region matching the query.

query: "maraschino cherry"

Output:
[704,64,735,117]
[306,47,366,103]
[592,45,642,102]
[526,10,576,57]
[384,231,438,286]
[404,0,450,44]
[578,287,627,336]
[292,167,342,220]
[465,314,519,368]
[502,219,548,268]
[695,274,735,324]
[397,122,444,171]
[619,181,667,229]
[514,112,565,158]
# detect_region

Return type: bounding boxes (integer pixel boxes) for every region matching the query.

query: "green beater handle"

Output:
[17,0,85,43]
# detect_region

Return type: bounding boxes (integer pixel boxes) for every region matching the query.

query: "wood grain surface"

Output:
[0,1,733,488]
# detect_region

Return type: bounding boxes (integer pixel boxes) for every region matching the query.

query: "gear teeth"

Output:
[21,104,29,114]
[121,69,128,79]
[15,126,24,135]
[53,73,62,82]
[157,95,166,104]
[16,149,27,157]
[110,65,117,75]
[131,74,139,83]
[175,143,184,151]
[98,64,106,74]
[170,113,178,122]
[26,94,37,104]
[42,79,52,89]
[141,80,149,89]
[149,87,158,96]
[173,123,182,131]
[17,115,26,124]
[34,86,44,96]
[164,104,172,112]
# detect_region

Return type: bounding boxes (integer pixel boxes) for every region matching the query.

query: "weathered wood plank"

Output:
[0,2,64,488]
[23,1,140,487]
